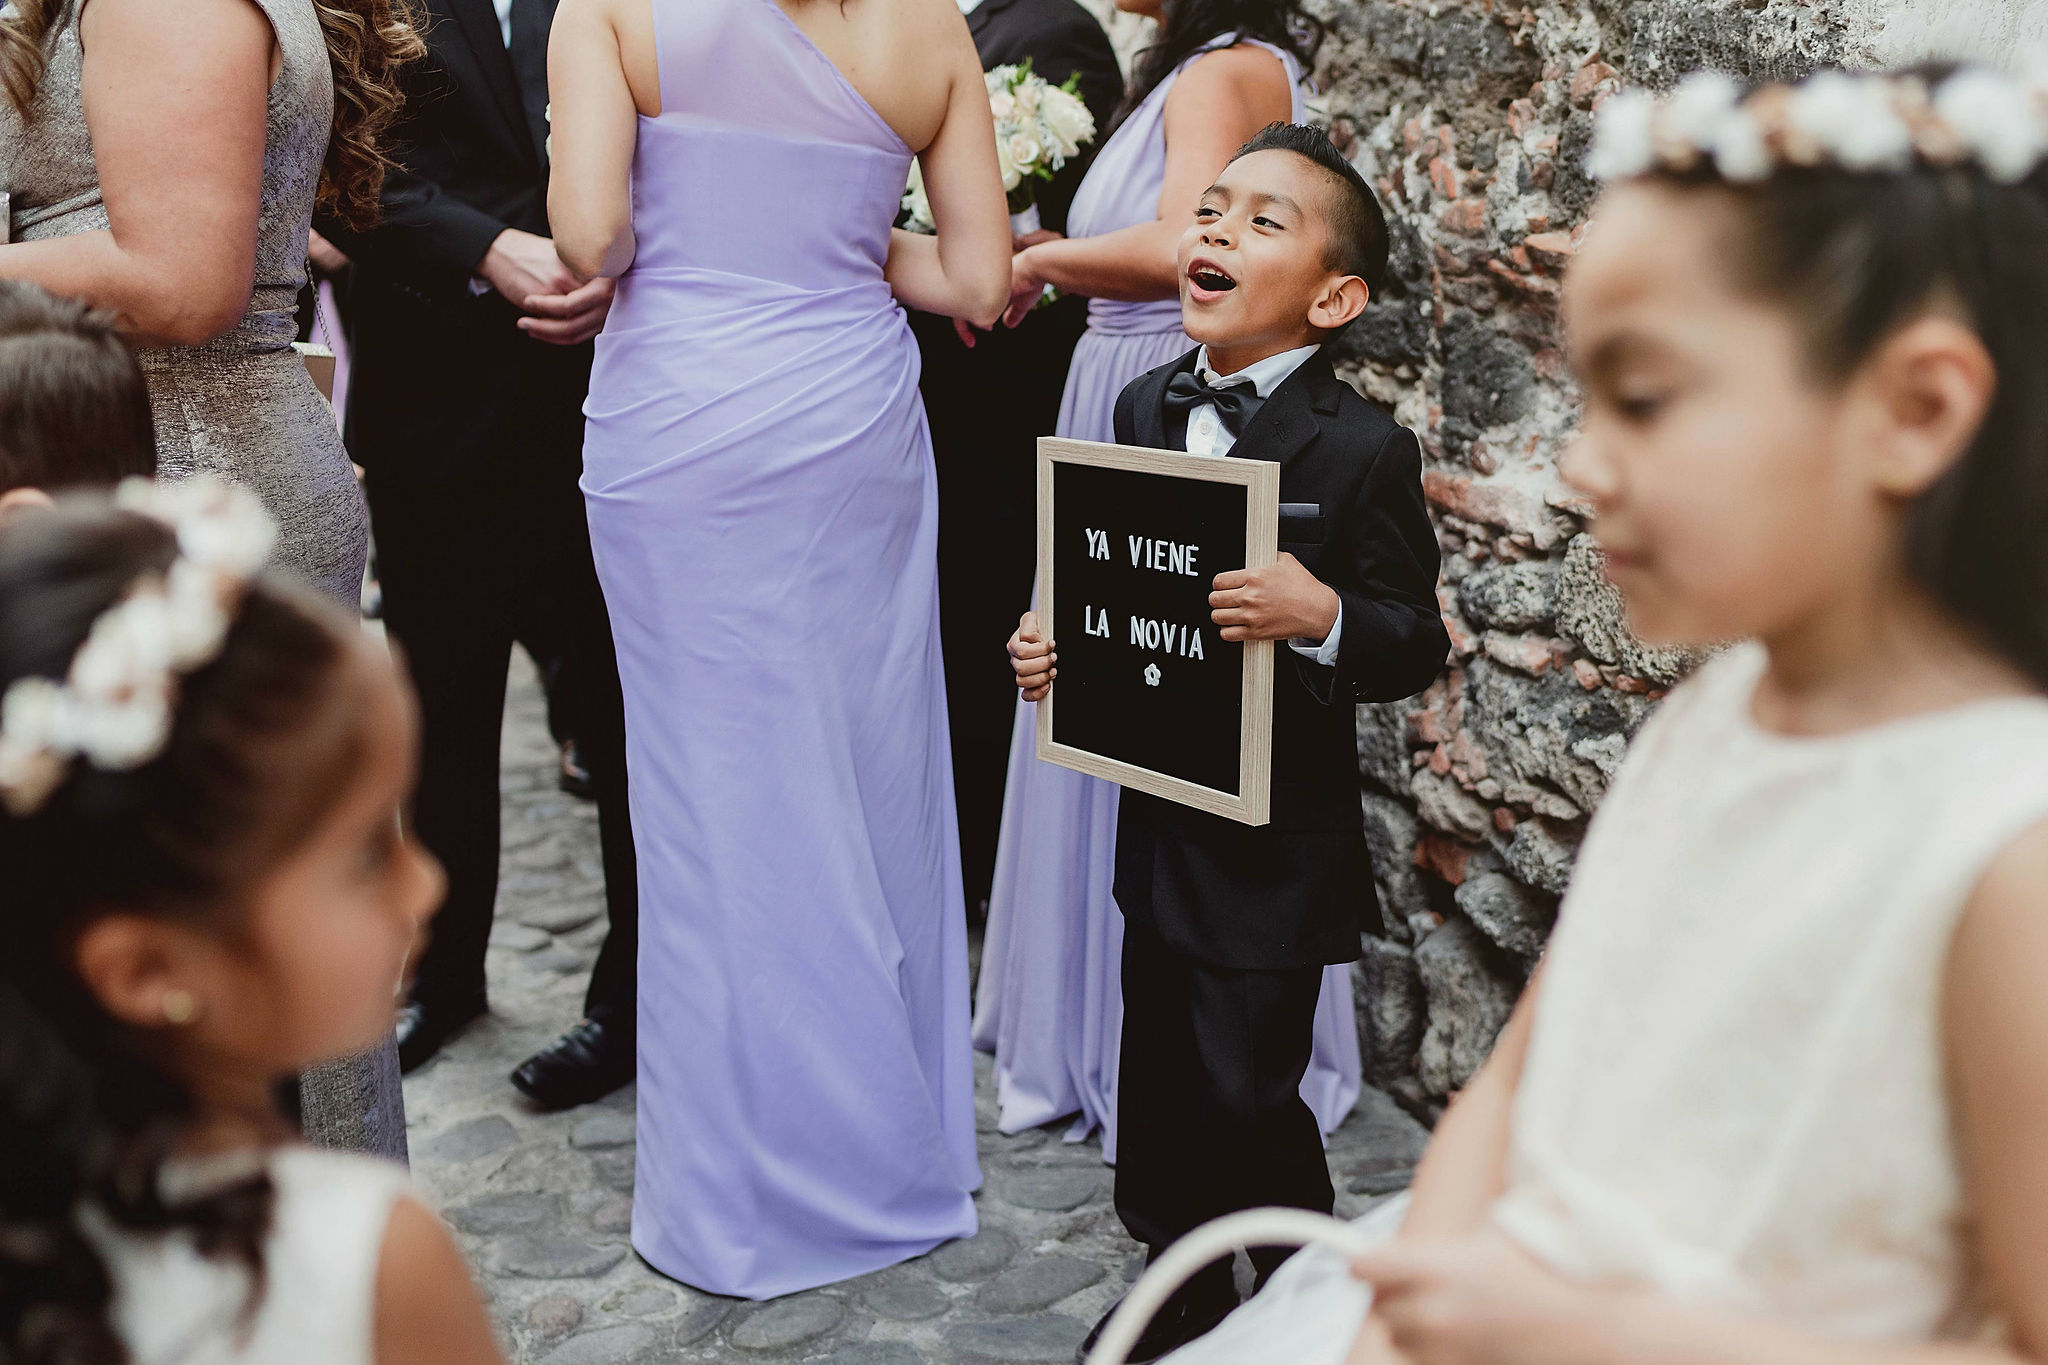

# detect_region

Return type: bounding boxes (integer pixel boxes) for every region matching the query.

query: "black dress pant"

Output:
[1115,922,1334,1292]
[366,439,637,1026]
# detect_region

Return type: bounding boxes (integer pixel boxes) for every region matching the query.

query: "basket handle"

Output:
[1083,1208,1386,1365]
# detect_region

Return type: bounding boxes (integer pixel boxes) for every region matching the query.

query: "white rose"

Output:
[74,694,170,770]
[1712,108,1772,183]
[1,677,65,753]
[1039,85,1096,155]
[989,90,1018,123]
[1585,88,1657,181]
[995,134,1023,192]
[1007,133,1044,176]
[1014,81,1042,117]
[1788,71,1910,172]
[1936,69,2046,183]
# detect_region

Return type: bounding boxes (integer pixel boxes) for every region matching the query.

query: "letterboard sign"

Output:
[1035,437,1278,826]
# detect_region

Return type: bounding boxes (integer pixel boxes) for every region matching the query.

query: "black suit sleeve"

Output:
[1329,424,1449,703]
[316,163,510,280]
[1113,379,1138,446]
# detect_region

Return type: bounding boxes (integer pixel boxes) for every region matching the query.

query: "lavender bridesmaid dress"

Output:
[973,39,1362,1162]
[580,0,979,1298]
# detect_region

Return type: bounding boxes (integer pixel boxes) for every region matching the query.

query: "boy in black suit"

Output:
[1008,123,1449,1363]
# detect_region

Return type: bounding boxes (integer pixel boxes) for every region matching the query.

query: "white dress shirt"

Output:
[1183,343,1341,665]
[493,0,514,46]
[957,0,987,13]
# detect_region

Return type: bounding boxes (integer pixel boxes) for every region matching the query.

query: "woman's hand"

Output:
[952,232,1066,346]
[1000,247,1054,329]
[1353,1231,1606,1365]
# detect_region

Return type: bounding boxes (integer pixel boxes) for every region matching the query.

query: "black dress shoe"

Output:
[511,1015,635,1111]
[395,995,487,1074]
[1075,1280,1239,1364]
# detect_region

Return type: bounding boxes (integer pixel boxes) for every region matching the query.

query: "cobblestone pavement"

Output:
[402,656,1426,1364]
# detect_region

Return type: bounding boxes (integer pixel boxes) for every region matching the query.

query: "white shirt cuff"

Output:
[1288,603,1342,667]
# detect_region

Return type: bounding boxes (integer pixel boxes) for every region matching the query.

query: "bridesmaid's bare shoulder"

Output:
[1166,42,1295,121]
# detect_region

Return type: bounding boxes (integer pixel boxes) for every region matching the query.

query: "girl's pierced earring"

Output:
[161,989,200,1026]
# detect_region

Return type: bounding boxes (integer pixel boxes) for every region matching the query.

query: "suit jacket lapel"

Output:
[444,0,535,163]
[1231,351,1335,470]
[1131,350,1195,450]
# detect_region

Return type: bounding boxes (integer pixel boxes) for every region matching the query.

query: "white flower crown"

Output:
[1588,67,2048,187]
[0,477,278,817]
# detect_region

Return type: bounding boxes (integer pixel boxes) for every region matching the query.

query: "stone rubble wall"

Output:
[1299,0,2048,1118]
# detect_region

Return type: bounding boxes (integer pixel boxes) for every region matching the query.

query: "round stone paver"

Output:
[862,1279,950,1321]
[973,1255,1106,1315]
[999,1168,1105,1213]
[536,1323,659,1365]
[731,1294,847,1351]
[821,1344,927,1365]
[588,1149,636,1191]
[601,1283,677,1318]
[945,1315,1094,1363]
[515,898,602,934]
[420,1114,518,1163]
[496,1236,630,1280]
[587,1195,633,1235]
[928,1228,1021,1282]
[447,1190,564,1236]
[525,1294,584,1338]
[568,1112,636,1150]
[492,922,552,951]
[673,1300,733,1347]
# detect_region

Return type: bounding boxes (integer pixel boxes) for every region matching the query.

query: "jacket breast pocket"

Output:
[1278,505,1327,545]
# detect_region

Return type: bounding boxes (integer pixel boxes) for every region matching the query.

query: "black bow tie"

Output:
[1163,369,1263,440]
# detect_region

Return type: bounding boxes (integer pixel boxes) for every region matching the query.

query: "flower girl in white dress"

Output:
[1153,64,2048,1365]
[0,484,495,1364]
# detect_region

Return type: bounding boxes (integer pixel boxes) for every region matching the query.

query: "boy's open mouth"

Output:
[1186,258,1237,298]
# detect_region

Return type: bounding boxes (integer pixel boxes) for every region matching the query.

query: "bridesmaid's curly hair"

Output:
[0,0,423,230]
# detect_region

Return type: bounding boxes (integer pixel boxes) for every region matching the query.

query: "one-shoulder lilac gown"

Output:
[581,0,979,1299]
[973,40,1362,1163]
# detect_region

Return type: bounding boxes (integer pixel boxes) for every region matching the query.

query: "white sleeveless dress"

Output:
[81,1147,413,1365]
[1170,643,2048,1361]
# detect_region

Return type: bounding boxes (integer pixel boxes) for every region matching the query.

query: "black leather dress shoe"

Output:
[395,995,487,1074]
[1075,1282,1239,1364]
[511,1015,635,1110]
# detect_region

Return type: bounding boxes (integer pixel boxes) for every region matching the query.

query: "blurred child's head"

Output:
[1562,68,2048,683]
[0,280,156,509]
[1177,122,1388,372]
[0,490,441,1361]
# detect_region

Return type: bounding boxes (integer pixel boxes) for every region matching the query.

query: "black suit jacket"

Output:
[1111,348,1450,970]
[908,0,1121,386]
[962,0,1122,235]
[317,0,591,484]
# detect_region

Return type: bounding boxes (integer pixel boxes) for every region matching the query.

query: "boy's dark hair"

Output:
[0,281,157,495]
[1231,122,1390,296]
[1643,64,2048,689]
[0,498,365,1364]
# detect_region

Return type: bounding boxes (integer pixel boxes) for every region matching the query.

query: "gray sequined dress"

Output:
[0,0,404,1162]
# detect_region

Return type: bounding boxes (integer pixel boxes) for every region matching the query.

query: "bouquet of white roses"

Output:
[902,60,1097,235]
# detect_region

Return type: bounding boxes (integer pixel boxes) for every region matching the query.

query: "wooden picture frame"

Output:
[1035,437,1279,826]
